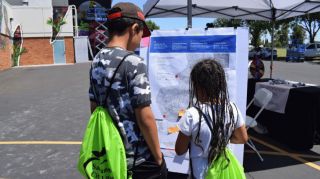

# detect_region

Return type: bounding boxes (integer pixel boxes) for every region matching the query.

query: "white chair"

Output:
[246,87,273,162]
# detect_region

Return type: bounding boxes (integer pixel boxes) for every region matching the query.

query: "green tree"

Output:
[265,39,270,47]
[296,12,320,43]
[209,19,270,47]
[78,21,90,31]
[247,21,271,48]
[290,24,306,44]
[209,19,244,28]
[208,18,301,48]
[12,44,27,67]
[146,20,160,31]
[47,17,67,34]
[47,17,67,42]
[274,23,289,47]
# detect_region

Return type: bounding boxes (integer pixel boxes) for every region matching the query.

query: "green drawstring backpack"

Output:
[191,106,246,179]
[78,53,133,179]
[78,106,127,179]
[205,148,246,179]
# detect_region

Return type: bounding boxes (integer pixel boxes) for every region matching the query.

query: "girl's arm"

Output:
[230,103,248,144]
[230,125,248,144]
[175,132,191,155]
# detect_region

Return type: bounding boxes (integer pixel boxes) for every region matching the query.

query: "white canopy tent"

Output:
[143,0,320,78]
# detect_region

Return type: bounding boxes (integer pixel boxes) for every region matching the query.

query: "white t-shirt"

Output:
[178,102,244,179]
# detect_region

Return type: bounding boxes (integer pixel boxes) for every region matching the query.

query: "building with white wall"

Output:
[0,0,75,70]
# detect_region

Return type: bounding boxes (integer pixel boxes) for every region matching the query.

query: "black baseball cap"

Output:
[107,2,151,37]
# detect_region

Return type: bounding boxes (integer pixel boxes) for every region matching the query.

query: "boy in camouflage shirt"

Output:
[89,2,167,179]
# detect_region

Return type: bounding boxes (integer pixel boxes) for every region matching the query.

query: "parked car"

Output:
[304,42,320,60]
[249,47,277,60]
[248,48,259,58]
[286,44,305,62]
[263,48,277,60]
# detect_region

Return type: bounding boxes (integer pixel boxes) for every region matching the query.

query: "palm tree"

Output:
[47,17,67,35]
[12,44,27,67]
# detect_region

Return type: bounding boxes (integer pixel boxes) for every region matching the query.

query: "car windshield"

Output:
[307,44,315,49]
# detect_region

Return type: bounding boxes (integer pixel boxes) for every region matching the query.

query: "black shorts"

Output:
[132,155,168,179]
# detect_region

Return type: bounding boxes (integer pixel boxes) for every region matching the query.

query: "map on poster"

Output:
[149,35,237,122]
[144,29,248,173]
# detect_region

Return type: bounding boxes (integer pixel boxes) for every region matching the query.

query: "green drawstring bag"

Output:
[194,106,246,179]
[78,52,133,179]
[77,106,127,179]
[205,148,246,179]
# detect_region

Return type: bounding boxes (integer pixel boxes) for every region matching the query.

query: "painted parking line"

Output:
[0,141,81,145]
[249,135,320,171]
[245,150,320,160]
[1,138,319,171]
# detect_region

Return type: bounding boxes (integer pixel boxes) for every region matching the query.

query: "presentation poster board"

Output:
[143,28,249,174]
[0,0,2,34]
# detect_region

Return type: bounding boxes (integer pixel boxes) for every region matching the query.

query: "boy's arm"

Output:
[90,101,97,114]
[135,106,163,166]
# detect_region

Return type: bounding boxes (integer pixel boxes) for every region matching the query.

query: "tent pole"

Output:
[270,21,275,79]
[187,0,192,28]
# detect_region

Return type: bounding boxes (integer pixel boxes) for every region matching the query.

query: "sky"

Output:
[111,0,213,30]
[111,0,319,43]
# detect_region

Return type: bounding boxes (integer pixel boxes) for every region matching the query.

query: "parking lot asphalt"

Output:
[0,61,319,179]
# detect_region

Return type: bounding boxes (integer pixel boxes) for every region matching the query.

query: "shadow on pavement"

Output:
[244,130,320,173]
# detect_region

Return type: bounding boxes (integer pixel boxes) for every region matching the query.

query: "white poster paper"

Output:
[144,28,249,174]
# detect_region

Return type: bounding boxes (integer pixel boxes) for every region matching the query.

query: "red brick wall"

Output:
[19,38,54,66]
[0,34,12,71]
[65,37,75,64]
[19,37,75,66]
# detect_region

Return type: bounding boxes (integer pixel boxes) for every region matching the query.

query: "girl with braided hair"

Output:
[175,59,248,179]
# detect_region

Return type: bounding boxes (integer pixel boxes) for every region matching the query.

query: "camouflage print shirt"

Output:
[89,47,152,169]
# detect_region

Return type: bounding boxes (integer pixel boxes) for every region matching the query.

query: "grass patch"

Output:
[276,48,287,58]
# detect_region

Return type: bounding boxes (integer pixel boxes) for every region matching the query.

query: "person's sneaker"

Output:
[253,124,268,134]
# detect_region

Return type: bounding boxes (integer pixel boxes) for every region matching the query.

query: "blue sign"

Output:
[150,35,236,53]
[86,7,107,21]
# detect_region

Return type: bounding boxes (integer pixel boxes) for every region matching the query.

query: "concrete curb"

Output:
[306,60,320,65]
